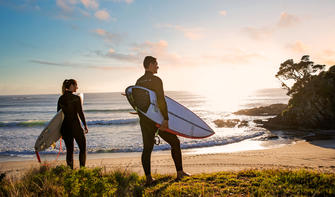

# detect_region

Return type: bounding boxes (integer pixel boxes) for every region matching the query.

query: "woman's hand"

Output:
[84,126,88,134]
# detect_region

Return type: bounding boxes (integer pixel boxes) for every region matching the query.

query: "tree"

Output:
[275,55,325,96]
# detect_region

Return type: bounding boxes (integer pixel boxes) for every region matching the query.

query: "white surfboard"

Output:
[34,93,84,152]
[34,110,64,152]
[125,86,214,139]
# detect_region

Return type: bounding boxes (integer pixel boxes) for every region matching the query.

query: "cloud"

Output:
[219,10,227,16]
[56,0,83,19]
[317,57,335,67]
[286,41,308,53]
[55,0,116,21]
[93,40,182,65]
[320,50,335,66]
[132,40,168,55]
[79,8,91,16]
[31,59,68,67]
[94,28,123,44]
[204,49,264,64]
[131,40,182,63]
[278,12,300,28]
[95,28,106,36]
[95,10,112,21]
[30,59,135,70]
[109,48,115,53]
[56,0,74,12]
[323,49,335,56]
[325,60,335,66]
[242,12,300,40]
[0,0,41,11]
[157,24,204,40]
[81,0,99,9]
[94,50,139,62]
[111,0,134,4]
[242,26,274,40]
[93,40,263,68]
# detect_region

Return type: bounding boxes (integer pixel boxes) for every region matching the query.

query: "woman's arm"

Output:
[77,96,88,133]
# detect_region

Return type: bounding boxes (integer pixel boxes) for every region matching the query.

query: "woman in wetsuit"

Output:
[57,79,88,169]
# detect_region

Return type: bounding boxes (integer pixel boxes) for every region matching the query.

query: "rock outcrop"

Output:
[264,65,335,130]
[234,104,287,116]
[213,119,249,128]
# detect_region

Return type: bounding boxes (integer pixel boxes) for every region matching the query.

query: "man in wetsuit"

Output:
[136,56,190,185]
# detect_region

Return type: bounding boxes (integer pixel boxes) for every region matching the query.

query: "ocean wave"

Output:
[0,111,53,114]
[0,109,132,115]
[0,118,139,128]
[0,120,47,127]
[85,109,132,113]
[86,118,139,125]
[94,131,267,153]
[0,131,267,156]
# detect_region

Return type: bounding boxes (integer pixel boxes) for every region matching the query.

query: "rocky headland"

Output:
[214,63,335,131]
[264,65,335,130]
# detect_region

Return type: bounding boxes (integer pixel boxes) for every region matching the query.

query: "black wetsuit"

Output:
[136,71,183,175]
[57,91,87,169]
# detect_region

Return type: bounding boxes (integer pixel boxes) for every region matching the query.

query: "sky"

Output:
[1,0,335,96]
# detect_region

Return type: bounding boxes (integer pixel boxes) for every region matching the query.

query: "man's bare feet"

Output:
[176,171,191,180]
[145,175,155,186]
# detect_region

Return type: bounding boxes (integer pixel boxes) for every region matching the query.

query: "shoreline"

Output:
[0,135,293,163]
[2,138,335,179]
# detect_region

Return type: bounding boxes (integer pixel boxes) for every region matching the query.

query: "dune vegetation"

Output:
[1,165,335,196]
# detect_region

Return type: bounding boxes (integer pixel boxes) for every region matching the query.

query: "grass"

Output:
[1,165,335,196]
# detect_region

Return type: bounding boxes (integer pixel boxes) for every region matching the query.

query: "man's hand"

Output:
[159,120,169,131]
[84,126,88,134]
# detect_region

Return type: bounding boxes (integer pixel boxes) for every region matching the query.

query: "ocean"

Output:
[0,89,290,161]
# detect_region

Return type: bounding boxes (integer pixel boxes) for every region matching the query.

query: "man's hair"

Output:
[143,56,156,68]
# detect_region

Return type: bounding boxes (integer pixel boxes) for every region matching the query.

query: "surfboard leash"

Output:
[35,151,41,163]
[154,128,160,145]
[55,136,63,161]
[35,137,63,164]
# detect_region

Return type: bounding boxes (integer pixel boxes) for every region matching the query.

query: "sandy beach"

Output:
[2,139,335,179]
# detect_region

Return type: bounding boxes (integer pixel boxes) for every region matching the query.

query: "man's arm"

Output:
[154,77,169,121]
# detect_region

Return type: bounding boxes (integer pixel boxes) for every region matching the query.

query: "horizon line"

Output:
[0,87,285,97]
